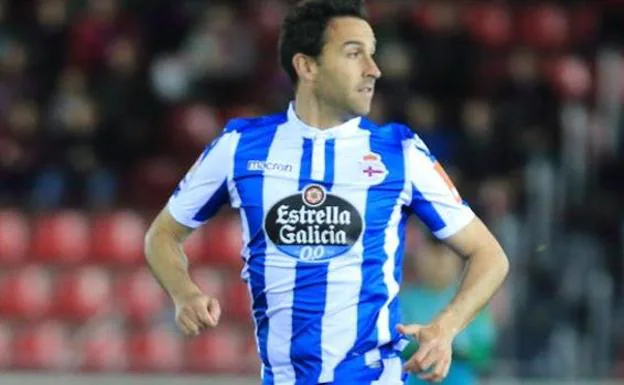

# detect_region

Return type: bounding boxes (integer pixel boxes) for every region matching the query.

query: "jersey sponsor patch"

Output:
[264,184,363,262]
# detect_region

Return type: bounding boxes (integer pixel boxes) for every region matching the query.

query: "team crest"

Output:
[303,185,326,207]
[359,152,388,184]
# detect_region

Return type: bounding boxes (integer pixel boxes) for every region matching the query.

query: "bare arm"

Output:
[399,217,509,381]
[432,216,509,336]
[144,207,202,301]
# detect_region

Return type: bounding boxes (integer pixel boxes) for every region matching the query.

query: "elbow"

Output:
[499,251,510,281]
[144,224,156,263]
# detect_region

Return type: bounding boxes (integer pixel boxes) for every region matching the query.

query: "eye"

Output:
[347,51,360,59]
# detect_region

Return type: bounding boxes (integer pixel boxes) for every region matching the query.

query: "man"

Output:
[144,0,509,384]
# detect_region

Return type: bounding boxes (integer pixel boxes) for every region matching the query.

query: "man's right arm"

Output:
[144,207,201,302]
[144,207,221,335]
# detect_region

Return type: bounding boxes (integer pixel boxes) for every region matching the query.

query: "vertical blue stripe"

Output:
[192,181,228,222]
[232,116,284,384]
[350,119,406,355]
[289,136,334,384]
[410,185,445,232]
[298,138,313,191]
[324,139,335,191]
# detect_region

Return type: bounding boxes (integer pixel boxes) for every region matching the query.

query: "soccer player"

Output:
[144,0,510,384]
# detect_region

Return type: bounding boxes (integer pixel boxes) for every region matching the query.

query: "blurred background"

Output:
[0,0,622,383]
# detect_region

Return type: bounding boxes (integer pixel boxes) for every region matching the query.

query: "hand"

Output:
[397,323,455,382]
[173,292,221,336]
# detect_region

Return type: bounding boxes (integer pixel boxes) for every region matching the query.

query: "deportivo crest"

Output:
[264,184,363,262]
[359,152,388,184]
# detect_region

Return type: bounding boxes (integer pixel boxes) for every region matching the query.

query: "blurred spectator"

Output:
[33,66,115,209]
[400,236,497,385]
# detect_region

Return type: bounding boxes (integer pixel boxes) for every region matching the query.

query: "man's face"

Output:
[313,17,381,117]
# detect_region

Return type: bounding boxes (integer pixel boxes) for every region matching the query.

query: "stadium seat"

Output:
[115,267,166,326]
[183,227,206,264]
[0,265,54,320]
[0,322,12,368]
[12,321,74,370]
[91,210,147,266]
[224,278,252,324]
[52,266,113,322]
[201,214,243,270]
[128,325,183,372]
[30,210,90,264]
[185,325,245,373]
[464,2,512,49]
[518,4,569,50]
[544,55,593,99]
[76,322,128,371]
[242,333,261,375]
[0,209,29,265]
[190,266,227,304]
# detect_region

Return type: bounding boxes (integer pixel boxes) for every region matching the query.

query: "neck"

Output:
[294,89,353,129]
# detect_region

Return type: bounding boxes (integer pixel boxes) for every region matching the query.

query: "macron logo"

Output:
[247,160,294,173]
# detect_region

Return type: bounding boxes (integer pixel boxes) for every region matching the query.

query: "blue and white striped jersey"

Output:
[167,102,475,384]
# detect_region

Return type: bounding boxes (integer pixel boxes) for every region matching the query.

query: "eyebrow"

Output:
[342,40,376,49]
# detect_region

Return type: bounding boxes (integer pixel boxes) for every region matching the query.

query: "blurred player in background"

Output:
[400,234,497,385]
[144,0,509,383]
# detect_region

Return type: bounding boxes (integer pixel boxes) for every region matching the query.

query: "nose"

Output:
[364,56,382,79]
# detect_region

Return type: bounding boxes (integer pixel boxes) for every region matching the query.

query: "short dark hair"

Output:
[278,0,367,84]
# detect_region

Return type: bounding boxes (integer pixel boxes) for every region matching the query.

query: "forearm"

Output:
[144,226,201,302]
[434,246,509,336]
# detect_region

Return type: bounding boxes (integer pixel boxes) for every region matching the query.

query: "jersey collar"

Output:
[287,101,362,139]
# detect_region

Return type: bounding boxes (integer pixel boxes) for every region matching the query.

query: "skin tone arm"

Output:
[144,208,221,336]
[397,216,509,382]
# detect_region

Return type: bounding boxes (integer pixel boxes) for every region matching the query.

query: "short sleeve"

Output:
[405,135,475,239]
[166,130,238,228]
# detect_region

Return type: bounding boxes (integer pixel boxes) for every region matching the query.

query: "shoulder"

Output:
[359,118,416,143]
[223,112,288,134]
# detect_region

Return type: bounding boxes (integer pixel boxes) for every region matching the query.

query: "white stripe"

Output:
[311,136,326,181]
[375,193,403,345]
[263,122,304,385]
[227,131,243,208]
[375,139,418,342]
[318,129,371,383]
[370,357,404,385]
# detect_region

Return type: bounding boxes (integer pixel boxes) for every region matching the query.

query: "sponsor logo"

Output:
[264,184,363,262]
[247,160,293,173]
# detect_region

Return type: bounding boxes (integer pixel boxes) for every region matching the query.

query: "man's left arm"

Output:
[432,216,509,338]
[398,132,509,382]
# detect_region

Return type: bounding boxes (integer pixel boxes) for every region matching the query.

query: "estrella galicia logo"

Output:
[265,184,363,262]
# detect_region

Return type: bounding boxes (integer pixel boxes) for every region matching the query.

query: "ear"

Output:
[292,53,318,83]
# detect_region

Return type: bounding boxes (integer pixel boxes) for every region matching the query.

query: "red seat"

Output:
[91,210,147,266]
[115,267,167,326]
[545,55,593,100]
[52,266,113,322]
[242,333,261,375]
[201,214,243,270]
[518,4,569,51]
[183,228,206,265]
[190,267,226,304]
[0,209,29,265]
[76,322,127,371]
[128,326,183,372]
[30,210,90,264]
[0,322,12,368]
[225,278,252,324]
[12,321,74,370]
[186,325,244,373]
[464,3,512,49]
[0,265,53,320]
